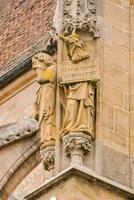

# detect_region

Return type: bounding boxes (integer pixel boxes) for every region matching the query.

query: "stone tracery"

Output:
[62,0,99,37]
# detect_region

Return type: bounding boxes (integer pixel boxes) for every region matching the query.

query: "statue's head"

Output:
[32,52,55,84]
[32,52,54,71]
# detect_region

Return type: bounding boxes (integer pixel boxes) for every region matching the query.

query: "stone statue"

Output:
[59,32,95,139]
[32,52,57,150]
[59,32,90,63]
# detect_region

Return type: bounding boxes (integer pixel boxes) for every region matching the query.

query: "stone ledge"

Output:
[25,165,134,200]
[0,117,39,149]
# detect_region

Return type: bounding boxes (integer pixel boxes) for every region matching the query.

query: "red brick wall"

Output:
[0,0,56,76]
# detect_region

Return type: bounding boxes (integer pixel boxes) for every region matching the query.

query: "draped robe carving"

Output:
[32,52,57,150]
[59,33,95,138]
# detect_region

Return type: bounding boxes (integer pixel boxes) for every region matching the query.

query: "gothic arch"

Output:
[0,118,41,200]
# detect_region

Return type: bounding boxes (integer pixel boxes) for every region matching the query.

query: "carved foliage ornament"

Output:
[63,133,92,157]
[63,0,99,37]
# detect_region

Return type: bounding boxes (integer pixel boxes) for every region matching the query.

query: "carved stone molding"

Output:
[0,117,39,149]
[62,0,99,37]
[40,146,55,173]
[62,132,92,165]
[0,137,40,192]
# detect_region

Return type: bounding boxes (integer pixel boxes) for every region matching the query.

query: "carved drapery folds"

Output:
[62,0,99,37]
[32,33,98,169]
[32,36,58,176]
[59,32,95,139]
[32,52,57,151]
[32,0,99,170]
[59,32,98,165]
[32,47,57,174]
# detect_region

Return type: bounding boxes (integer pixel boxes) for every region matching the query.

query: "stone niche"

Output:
[25,166,134,200]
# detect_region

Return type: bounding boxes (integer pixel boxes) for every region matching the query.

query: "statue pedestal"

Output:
[62,132,92,166]
[40,146,55,179]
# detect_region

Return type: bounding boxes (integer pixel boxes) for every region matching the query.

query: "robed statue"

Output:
[32,52,57,150]
[59,32,95,139]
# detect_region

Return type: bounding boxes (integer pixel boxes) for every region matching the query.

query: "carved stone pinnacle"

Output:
[62,132,92,165]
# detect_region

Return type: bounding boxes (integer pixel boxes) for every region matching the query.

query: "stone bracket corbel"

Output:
[62,132,92,166]
[40,146,55,177]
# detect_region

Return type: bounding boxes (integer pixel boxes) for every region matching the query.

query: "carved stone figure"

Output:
[32,52,57,150]
[59,33,95,139]
[59,32,90,63]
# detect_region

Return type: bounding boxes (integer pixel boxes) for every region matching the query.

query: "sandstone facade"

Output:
[0,0,134,199]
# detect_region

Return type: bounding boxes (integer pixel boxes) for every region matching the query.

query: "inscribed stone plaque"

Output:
[58,59,99,84]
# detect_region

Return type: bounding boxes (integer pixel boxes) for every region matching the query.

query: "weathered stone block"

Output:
[102,66,129,94]
[25,166,134,200]
[104,46,129,73]
[124,93,129,111]
[104,1,129,30]
[102,145,130,187]
[130,156,134,189]
[130,112,134,138]
[130,32,134,51]
[130,7,134,31]
[110,0,122,7]
[11,164,44,199]
[101,102,114,130]
[0,82,38,126]
[112,26,129,50]
[130,138,134,155]
[115,108,129,137]
[102,128,129,154]
[103,22,112,45]
[130,75,134,96]
[101,85,124,108]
